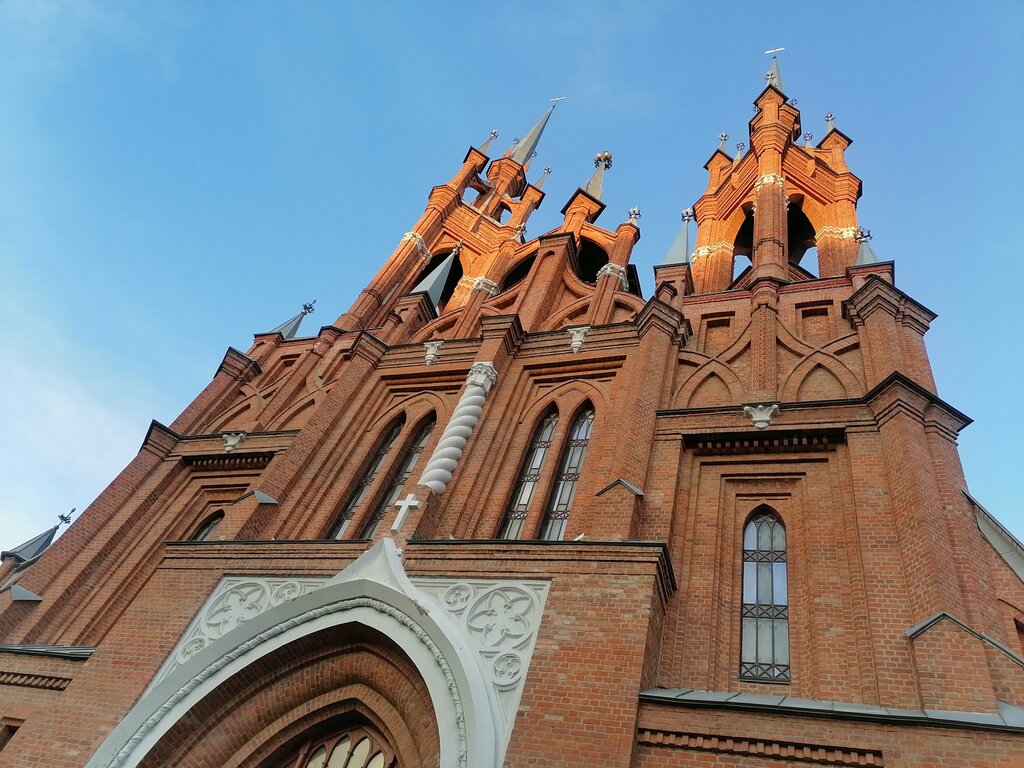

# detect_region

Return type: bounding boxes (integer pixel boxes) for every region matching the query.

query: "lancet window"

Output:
[277,725,395,768]
[497,410,559,539]
[327,417,405,539]
[190,510,224,541]
[359,416,436,538]
[538,406,595,541]
[740,508,790,682]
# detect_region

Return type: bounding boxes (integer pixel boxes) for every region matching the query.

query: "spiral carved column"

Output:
[418,362,497,494]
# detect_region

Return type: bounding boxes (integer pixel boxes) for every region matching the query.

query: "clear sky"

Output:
[1,1,1022,551]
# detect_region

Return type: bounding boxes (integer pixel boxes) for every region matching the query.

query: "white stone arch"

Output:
[85,540,500,768]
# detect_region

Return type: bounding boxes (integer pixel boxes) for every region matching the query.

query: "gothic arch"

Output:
[210,384,264,433]
[375,390,451,434]
[411,307,464,343]
[517,378,607,431]
[269,396,317,431]
[674,359,746,408]
[84,540,501,768]
[780,351,861,402]
[542,296,591,331]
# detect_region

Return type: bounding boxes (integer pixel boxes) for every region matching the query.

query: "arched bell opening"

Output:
[495,203,513,225]
[500,254,536,293]
[576,238,609,284]
[731,205,755,285]
[787,199,818,277]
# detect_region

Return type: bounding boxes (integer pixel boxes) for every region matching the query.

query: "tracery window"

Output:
[497,410,558,539]
[740,508,790,682]
[359,416,436,538]
[327,417,405,539]
[280,726,395,768]
[538,406,595,541]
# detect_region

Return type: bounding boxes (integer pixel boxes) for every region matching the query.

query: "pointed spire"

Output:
[535,166,552,190]
[266,300,316,339]
[803,132,813,148]
[854,228,880,265]
[825,112,836,132]
[412,248,458,307]
[508,98,564,166]
[662,208,695,266]
[584,151,613,200]
[765,55,784,93]
[479,129,499,154]
[718,132,729,153]
[1,525,59,563]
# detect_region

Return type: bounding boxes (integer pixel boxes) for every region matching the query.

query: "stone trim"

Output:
[638,728,884,766]
[0,644,95,660]
[0,670,72,691]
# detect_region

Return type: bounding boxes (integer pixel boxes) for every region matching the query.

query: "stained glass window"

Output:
[740,509,790,682]
[359,416,435,538]
[538,407,595,541]
[327,417,405,539]
[498,410,558,539]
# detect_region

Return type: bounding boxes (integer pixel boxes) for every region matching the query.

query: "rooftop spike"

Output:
[765,55,785,93]
[584,151,613,200]
[412,250,457,307]
[1,525,59,563]
[718,132,729,153]
[479,129,499,154]
[266,300,316,340]
[508,98,564,166]
[661,209,695,266]
[854,228,880,265]
[535,166,552,190]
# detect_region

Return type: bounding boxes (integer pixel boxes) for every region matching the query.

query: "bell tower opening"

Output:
[577,238,609,283]
[787,199,818,276]
[731,207,754,284]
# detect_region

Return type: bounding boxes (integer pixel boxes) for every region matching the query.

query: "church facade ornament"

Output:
[596,263,629,290]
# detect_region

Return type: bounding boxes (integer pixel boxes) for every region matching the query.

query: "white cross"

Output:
[391,493,421,533]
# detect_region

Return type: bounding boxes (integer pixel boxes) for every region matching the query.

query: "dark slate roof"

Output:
[0,644,95,660]
[1,525,58,563]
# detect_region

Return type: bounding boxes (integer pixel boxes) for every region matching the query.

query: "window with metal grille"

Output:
[538,406,594,541]
[740,508,790,682]
[327,417,405,539]
[359,416,435,538]
[497,410,558,539]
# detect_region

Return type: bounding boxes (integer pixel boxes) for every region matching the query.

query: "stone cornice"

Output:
[216,347,262,384]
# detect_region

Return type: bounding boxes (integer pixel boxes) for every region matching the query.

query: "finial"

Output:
[480,129,499,153]
[788,98,798,106]
[301,300,316,315]
[736,142,746,157]
[535,165,552,190]
[628,206,641,223]
[803,132,813,147]
[58,508,76,527]
[512,137,521,145]
[855,227,871,242]
[682,208,695,223]
[583,150,613,200]
[450,238,464,256]
[825,112,835,131]
[718,132,729,152]
[854,227,880,265]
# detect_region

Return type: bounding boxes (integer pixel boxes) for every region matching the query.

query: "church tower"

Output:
[2,64,1023,768]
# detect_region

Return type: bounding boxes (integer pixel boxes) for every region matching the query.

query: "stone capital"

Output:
[596,262,629,290]
[466,361,498,392]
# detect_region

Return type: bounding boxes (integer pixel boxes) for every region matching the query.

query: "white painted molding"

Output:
[567,325,590,353]
[743,403,779,430]
[596,263,628,290]
[221,432,247,453]
[424,340,444,365]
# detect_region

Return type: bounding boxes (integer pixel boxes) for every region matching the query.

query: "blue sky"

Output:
[1,1,1022,550]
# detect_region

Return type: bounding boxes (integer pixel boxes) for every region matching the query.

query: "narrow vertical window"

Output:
[327,418,405,539]
[359,416,436,538]
[538,407,595,541]
[497,410,558,540]
[740,509,790,682]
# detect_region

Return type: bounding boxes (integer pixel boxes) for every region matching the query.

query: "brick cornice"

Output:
[864,372,971,433]
[635,297,686,341]
[139,420,180,459]
[479,314,525,356]
[843,276,937,333]
[216,347,262,384]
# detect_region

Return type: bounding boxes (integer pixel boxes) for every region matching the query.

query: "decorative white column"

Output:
[419,362,497,494]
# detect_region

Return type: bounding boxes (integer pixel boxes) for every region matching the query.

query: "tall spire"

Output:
[479,129,499,154]
[412,247,458,307]
[266,300,316,339]
[507,98,564,166]
[1,525,59,564]
[765,55,785,93]
[661,208,695,265]
[584,151,613,200]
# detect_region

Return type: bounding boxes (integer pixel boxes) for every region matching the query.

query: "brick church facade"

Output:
[2,64,1024,767]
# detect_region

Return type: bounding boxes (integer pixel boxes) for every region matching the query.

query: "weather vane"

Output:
[302,300,316,315]
[549,96,568,106]
[59,508,76,526]
[764,47,786,55]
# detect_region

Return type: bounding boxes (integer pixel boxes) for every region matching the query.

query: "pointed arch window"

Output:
[740,509,790,682]
[327,417,405,539]
[276,725,396,768]
[359,416,436,538]
[191,510,224,542]
[538,407,595,541]
[498,410,559,540]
